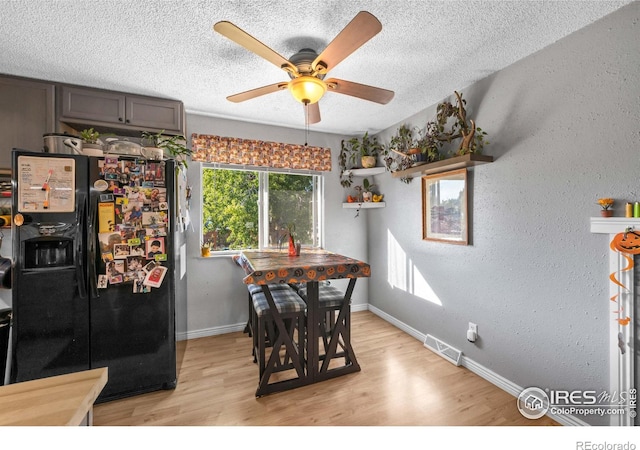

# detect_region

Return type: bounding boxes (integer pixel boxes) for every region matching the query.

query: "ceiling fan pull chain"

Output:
[304,101,309,147]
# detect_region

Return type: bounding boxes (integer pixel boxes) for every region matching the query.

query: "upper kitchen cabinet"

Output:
[58,85,185,136]
[0,75,55,167]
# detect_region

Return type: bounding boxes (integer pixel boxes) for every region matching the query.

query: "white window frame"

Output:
[201,164,324,255]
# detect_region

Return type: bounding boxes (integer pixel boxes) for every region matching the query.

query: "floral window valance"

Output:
[191,134,332,172]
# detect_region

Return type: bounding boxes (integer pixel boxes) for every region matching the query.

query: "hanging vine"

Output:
[384,91,489,183]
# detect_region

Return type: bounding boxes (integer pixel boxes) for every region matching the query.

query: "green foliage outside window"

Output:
[202,169,259,250]
[202,168,317,251]
[268,173,314,247]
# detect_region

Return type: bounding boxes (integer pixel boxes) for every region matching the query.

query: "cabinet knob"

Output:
[126,119,130,123]
[118,117,123,122]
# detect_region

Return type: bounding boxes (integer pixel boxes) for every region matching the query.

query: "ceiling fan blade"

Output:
[214,21,297,74]
[304,102,321,124]
[325,78,394,104]
[312,11,382,74]
[227,82,288,103]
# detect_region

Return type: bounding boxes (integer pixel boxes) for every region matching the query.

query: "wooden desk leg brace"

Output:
[256,285,307,397]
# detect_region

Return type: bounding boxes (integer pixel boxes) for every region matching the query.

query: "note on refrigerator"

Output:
[98,202,116,232]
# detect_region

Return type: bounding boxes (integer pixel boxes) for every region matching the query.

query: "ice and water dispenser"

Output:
[21,223,75,269]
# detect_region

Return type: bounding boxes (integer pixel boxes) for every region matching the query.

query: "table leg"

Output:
[306,281,319,382]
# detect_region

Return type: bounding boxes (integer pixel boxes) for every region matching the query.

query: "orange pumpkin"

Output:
[278,268,289,278]
[265,271,276,281]
[612,231,640,254]
[307,269,317,279]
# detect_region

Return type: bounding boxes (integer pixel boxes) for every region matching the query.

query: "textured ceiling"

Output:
[0,0,632,135]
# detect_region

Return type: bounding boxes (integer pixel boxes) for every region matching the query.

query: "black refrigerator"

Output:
[10,149,176,402]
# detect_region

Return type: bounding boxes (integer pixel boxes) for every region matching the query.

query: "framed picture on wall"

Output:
[422,168,468,245]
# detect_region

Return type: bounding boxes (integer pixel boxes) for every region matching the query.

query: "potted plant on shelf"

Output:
[141,130,191,170]
[598,198,614,217]
[384,91,490,183]
[339,131,384,187]
[384,124,418,183]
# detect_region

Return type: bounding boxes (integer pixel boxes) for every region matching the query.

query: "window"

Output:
[202,166,323,252]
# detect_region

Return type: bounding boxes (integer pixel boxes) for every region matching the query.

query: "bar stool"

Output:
[245,283,290,337]
[251,286,307,387]
[296,282,352,366]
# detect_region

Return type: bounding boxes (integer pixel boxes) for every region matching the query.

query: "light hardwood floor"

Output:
[93,310,558,426]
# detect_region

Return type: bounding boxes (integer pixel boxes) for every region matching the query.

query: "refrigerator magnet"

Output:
[94,179,109,191]
[143,265,167,288]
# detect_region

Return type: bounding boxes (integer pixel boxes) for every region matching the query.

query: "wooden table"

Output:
[0,368,108,425]
[237,249,370,396]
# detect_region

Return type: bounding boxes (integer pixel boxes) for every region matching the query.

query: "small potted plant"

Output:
[200,241,211,257]
[141,130,191,170]
[598,198,615,217]
[80,128,105,155]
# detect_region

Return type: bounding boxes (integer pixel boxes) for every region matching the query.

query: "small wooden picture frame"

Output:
[422,168,468,245]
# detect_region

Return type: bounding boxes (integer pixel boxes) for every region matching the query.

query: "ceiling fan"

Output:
[213,11,394,124]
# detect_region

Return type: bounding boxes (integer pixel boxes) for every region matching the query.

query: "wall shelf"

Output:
[391,153,494,178]
[342,202,385,209]
[342,167,386,177]
[343,166,386,210]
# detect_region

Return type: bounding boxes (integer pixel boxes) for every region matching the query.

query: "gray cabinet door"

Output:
[0,76,55,168]
[126,96,183,133]
[59,85,183,134]
[59,86,126,125]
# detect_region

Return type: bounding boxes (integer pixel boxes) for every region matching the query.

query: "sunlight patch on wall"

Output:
[412,265,443,306]
[387,230,443,306]
[387,229,407,291]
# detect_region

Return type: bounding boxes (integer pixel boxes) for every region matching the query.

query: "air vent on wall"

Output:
[424,334,462,366]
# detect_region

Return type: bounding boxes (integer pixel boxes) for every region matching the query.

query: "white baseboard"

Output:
[366,304,589,427]
[178,322,245,341]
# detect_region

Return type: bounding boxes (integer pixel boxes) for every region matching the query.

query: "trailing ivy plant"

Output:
[384,91,489,183]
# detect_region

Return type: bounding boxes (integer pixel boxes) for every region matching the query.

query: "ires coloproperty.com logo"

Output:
[517,387,637,419]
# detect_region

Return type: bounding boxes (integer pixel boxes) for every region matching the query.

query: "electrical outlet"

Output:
[467,322,478,343]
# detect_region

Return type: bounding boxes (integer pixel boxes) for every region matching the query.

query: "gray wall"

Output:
[369,2,639,425]
[183,115,368,338]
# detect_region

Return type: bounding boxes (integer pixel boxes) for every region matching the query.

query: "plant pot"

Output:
[82,142,104,156]
[201,246,211,257]
[361,156,376,168]
[362,191,373,202]
[600,210,614,217]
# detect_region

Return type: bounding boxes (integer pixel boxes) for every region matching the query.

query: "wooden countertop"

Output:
[0,368,108,426]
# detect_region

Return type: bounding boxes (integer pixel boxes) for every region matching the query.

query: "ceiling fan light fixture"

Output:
[288,76,327,104]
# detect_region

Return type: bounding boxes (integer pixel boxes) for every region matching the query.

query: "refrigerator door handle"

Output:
[76,193,88,299]
[88,188,99,299]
